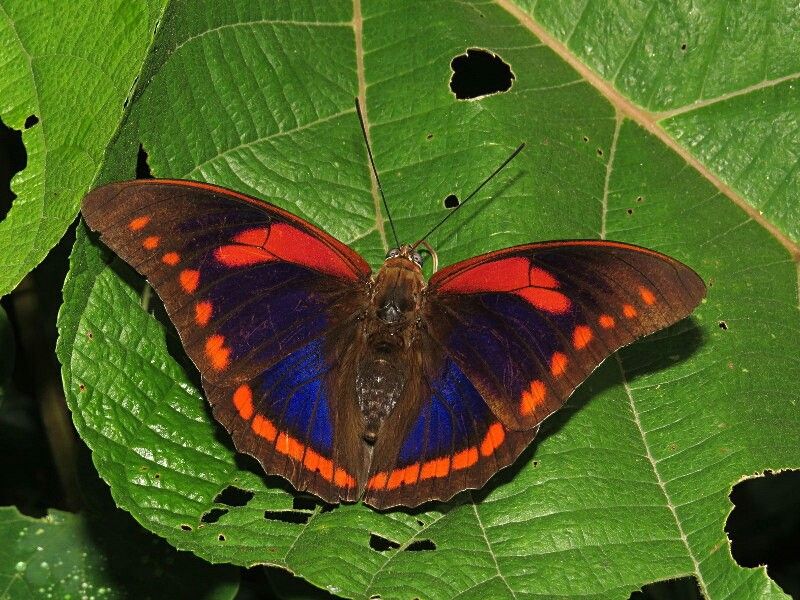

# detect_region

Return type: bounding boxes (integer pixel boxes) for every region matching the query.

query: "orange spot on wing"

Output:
[550,352,568,376]
[515,288,571,314]
[128,216,150,231]
[162,252,180,265]
[143,235,160,250]
[599,314,615,329]
[572,325,593,350]
[452,447,479,470]
[520,380,546,416]
[252,414,277,441]
[623,304,637,318]
[195,301,212,326]
[480,422,505,457]
[205,334,230,370]
[316,455,335,482]
[180,269,200,293]
[334,468,354,488]
[233,228,269,246]
[403,464,420,485]
[276,432,305,461]
[232,385,254,420]
[215,245,275,267]
[387,469,405,490]
[368,472,388,490]
[639,287,656,305]
[420,457,451,480]
[529,266,559,288]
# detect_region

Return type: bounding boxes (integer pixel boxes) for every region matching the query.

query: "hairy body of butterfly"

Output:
[82,179,706,509]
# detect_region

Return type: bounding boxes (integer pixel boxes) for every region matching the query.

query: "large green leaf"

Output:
[0,0,167,296]
[0,506,238,599]
[518,0,800,243]
[57,1,799,599]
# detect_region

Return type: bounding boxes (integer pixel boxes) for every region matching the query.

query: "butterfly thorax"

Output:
[356,253,425,442]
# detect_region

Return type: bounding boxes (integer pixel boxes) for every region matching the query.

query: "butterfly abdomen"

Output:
[354,258,426,442]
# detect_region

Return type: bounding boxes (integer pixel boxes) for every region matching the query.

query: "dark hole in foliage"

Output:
[218,534,226,541]
[201,507,228,524]
[24,115,39,129]
[153,472,160,479]
[636,195,643,203]
[215,485,254,507]
[86,331,93,339]
[532,460,540,467]
[444,194,460,209]
[292,496,318,511]
[264,510,311,524]
[629,576,702,599]
[718,321,728,330]
[727,470,800,599]
[369,533,401,552]
[136,143,153,179]
[0,116,27,221]
[78,384,86,392]
[596,148,604,156]
[415,519,424,527]
[180,524,192,531]
[583,136,589,142]
[626,208,633,215]
[426,133,433,140]
[450,48,514,100]
[681,43,688,51]
[405,539,436,552]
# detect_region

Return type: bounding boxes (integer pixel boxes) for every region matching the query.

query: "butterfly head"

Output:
[385,245,423,269]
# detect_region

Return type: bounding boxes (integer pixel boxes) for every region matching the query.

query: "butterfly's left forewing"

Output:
[82,180,371,503]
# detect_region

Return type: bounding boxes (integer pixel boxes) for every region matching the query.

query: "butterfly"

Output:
[81,168,705,509]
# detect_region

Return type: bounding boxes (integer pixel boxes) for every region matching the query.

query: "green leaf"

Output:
[0,0,167,296]
[0,505,238,599]
[520,0,800,243]
[57,2,799,599]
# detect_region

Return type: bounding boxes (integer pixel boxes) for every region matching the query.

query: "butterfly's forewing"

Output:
[363,241,705,507]
[81,180,372,503]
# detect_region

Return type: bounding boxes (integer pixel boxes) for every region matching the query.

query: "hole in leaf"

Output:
[153,473,160,479]
[292,496,318,511]
[369,533,401,552]
[450,48,514,100]
[583,135,589,142]
[636,195,643,203]
[218,534,226,542]
[629,576,702,599]
[24,115,39,129]
[201,508,228,524]
[214,485,254,507]
[78,384,86,392]
[727,470,800,598]
[718,321,728,330]
[180,524,192,531]
[626,208,633,215]
[0,116,27,221]
[136,143,153,179]
[264,510,311,524]
[681,43,688,51]
[443,194,460,209]
[426,133,433,140]
[405,539,436,552]
[596,148,604,156]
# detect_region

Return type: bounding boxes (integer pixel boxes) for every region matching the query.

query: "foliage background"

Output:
[1,1,798,599]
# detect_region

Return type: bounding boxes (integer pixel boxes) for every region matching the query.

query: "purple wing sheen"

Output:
[425,241,706,433]
[81,179,370,502]
[363,350,536,508]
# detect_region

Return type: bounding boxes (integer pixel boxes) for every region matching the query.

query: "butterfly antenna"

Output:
[412,143,525,250]
[355,98,400,249]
